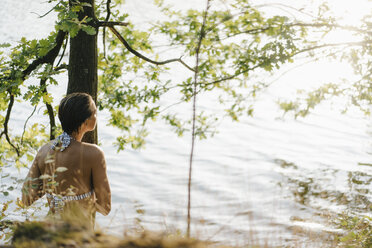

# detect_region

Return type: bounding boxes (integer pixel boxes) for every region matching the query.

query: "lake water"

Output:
[0,0,371,247]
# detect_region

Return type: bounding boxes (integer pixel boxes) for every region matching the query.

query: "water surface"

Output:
[0,1,371,247]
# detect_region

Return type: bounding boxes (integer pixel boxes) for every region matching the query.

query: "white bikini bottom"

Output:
[46,190,93,213]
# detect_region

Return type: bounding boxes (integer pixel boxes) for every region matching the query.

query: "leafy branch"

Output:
[31,0,64,18]
[21,105,38,145]
[294,40,372,56]
[108,26,195,72]
[0,92,20,156]
[102,0,111,60]
[22,31,67,81]
[0,30,67,156]
[289,22,372,35]
[40,77,56,140]
[171,40,371,92]
[98,21,129,27]
[218,22,371,41]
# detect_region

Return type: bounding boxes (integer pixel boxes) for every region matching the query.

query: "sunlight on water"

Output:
[0,0,371,247]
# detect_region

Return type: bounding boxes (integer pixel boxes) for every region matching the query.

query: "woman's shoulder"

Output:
[30,142,55,166]
[81,142,105,158]
[81,143,106,169]
[36,141,54,157]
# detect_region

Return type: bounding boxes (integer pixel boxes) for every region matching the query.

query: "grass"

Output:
[5,214,371,248]
[10,220,229,248]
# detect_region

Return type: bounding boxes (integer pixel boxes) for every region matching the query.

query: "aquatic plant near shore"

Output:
[334,213,372,247]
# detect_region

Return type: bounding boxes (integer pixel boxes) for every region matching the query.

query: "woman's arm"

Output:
[22,154,43,206]
[92,148,111,215]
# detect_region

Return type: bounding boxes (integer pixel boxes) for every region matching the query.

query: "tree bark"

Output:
[67,0,98,144]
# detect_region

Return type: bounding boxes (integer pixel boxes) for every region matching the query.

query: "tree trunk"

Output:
[67,0,98,144]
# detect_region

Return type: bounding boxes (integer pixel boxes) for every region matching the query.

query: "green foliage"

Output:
[115,129,149,151]
[55,0,96,37]
[278,83,343,118]
[0,1,370,246]
[335,213,372,247]
[0,2,66,165]
[279,68,372,117]
[1,0,371,152]
[163,114,187,137]
[0,30,64,111]
[153,3,299,104]
[277,16,372,117]
[0,123,49,169]
[97,14,169,149]
[0,166,42,243]
[97,0,313,149]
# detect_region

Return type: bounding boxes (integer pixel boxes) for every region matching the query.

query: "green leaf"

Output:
[69,26,80,38]
[42,93,53,104]
[80,2,92,7]
[56,167,68,173]
[0,43,11,48]
[39,174,51,180]
[82,25,96,35]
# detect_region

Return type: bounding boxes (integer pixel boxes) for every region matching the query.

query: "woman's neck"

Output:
[71,131,85,142]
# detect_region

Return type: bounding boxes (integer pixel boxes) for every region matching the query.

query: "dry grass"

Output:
[10,220,232,248]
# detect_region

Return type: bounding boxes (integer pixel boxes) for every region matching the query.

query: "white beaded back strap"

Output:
[46,190,93,213]
[46,190,93,202]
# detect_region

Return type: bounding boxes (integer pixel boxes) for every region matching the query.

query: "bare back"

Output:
[22,140,111,218]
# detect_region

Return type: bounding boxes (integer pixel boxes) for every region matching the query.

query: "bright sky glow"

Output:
[322,0,371,25]
[316,0,371,42]
[252,0,371,89]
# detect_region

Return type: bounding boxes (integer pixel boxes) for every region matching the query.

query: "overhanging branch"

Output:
[40,78,56,140]
[54,63,68,71]
[1,30,67,155]
[31,0,62,18]
[170,40,370,92]
[294,40,372,56]
[105,0,111,21]
[21,105,37,145]
[99,21,129,27]
[254,3,315,19]
[102,0,112,61]
[108,26,195,72]
[290,23,372,35]
[192,41,371,88]
[219,22,372,41]
[20,30,65,142]
[0,92,20,156]
[201,41,370,87]
[22,30,67,81]
[55,36,68,68]
[198,63,264,88]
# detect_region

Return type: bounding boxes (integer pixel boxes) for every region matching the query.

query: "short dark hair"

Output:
[58,93,95,135]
